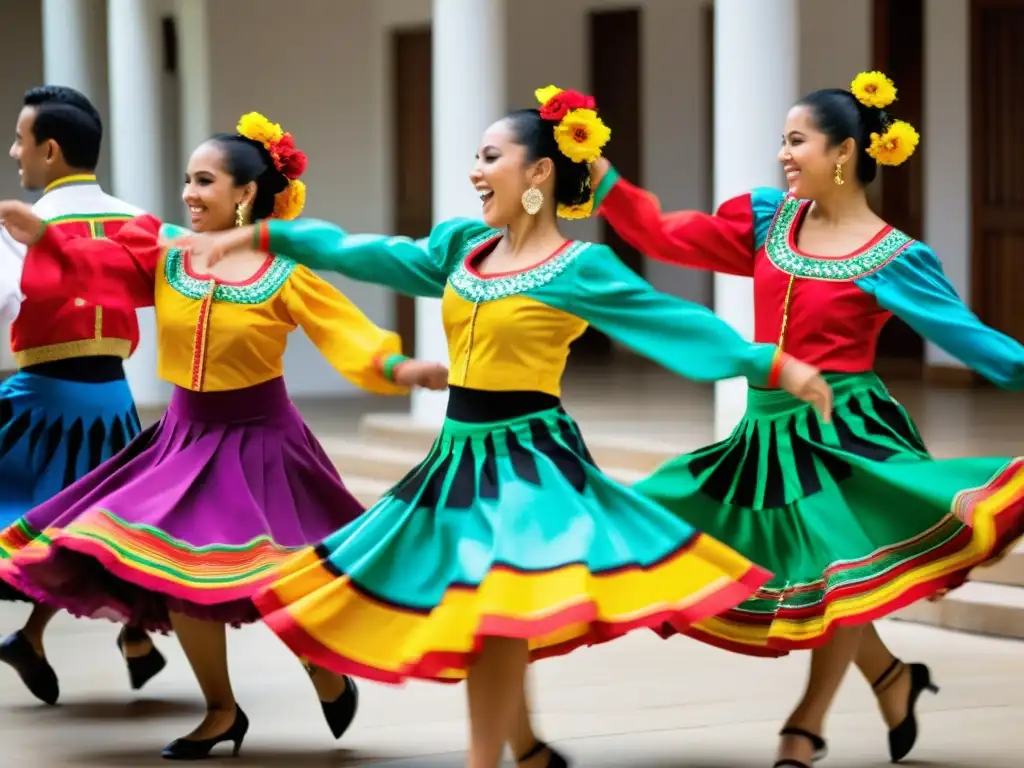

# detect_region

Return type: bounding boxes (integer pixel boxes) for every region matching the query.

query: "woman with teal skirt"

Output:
[591,70,1024,767]
[170,86,833,768]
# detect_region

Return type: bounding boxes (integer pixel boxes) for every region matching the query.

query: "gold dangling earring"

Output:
[833,162,845,186]
[521,187,543,216]
[235,203,246,227]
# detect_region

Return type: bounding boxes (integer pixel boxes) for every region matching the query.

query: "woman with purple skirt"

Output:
[0,111,447,759]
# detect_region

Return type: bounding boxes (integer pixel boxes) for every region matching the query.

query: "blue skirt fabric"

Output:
[0,371,140,531]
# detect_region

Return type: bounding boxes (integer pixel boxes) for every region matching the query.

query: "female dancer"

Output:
[170,86,833,768]
[590,71,1024,767]
[0,111,448,759]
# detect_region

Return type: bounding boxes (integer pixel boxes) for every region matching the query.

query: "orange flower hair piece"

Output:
[533,85,610,219]
[847,72,920,168]
[236,111,308,219]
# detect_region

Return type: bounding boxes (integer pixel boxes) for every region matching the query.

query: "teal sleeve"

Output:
[551,244,779,385]
[857,242,1024,389]
[159,222,191,240]
[264,217,496,298]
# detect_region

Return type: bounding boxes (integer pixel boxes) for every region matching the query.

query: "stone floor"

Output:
[1,610,1022,766]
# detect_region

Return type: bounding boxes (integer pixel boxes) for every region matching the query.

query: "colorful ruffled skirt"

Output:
[256,387,771,684]
[0,377,364,631]
[0,367,140,602]
[641,372,1024,657]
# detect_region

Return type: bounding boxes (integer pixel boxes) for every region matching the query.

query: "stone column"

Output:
[42,0,110,185]
[413,0,506,424]
[713,0,798,439]
[107,0,170,407]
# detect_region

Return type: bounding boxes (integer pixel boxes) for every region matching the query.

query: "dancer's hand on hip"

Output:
[393,360,449,391]
[778,357,833,423]
[0,201,44,245]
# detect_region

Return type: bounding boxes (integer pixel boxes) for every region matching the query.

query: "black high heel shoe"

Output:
[0,630,59,705]
[872,658,939,763]
[161,706,249,760]
[320,675,359,739]
[518,740,569,767]
[117,628,167,690]
[773,726,827,768]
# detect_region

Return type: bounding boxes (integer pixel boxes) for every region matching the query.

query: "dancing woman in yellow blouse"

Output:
[0,112,446,758]
[174,88,833,768]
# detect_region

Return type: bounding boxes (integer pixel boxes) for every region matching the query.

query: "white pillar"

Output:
[414,0,506,424]
[42,0,110,187]
[923,0,970,370]
[175,0,212,171]
[107,0,171,407]
[712,0,798,439]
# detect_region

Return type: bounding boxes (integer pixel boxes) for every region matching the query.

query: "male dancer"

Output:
[0,85,166,704]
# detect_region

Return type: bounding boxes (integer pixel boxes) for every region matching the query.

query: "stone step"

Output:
[323,435,647,488]
[359,413,680,474]
[969,545,1024,588]
[342,475,392,507]
[894,581,1024,640]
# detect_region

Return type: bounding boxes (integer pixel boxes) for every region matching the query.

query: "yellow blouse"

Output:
[442,289,586,398]
[155,248,407,394]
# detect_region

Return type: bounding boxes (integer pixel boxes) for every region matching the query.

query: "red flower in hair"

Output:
[539,89,596,122]
[268,133,308,180]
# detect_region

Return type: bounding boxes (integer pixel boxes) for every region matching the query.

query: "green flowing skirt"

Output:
[639,372,1024,657]
[256,394,769,683]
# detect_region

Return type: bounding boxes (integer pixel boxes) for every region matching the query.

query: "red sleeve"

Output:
[595,169,756,277]
[32,214,162,309]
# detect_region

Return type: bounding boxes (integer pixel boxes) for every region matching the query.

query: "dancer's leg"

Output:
[466,637,529,768]
[21,603,57,656]
[168,611,237,740]
[776,625,865,765]
[508,680,552,768]
[854,622,911,727]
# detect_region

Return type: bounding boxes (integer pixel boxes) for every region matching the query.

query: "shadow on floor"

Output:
[9,695,206,721]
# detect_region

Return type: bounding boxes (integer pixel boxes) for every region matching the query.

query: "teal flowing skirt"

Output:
[255,389,771,683]
[639,373,1024,656]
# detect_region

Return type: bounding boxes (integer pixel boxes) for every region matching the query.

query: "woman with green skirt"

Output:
[592,70,1024,768]
[165,86,833,768]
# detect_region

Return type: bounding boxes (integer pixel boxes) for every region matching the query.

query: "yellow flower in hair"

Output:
[237,112,283,146]
[850,71,897,109]
[557,196,595,220]
[554,109,611,164]
[535,85,563,105]
[273,179,306,220]
[866,120,920,167]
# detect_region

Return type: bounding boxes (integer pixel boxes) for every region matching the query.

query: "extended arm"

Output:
[565,244,781,385]
[0,229,25,324]
[282,265,415,395]
[256,217,495,299]
[858,244,1024,389]
[592,162,782,277]
[0,201,162,309]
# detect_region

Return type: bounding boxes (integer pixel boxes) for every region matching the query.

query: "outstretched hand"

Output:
[162,226,254,265]
[0,200,45,245]
[777,356,833,423]
[393,360,449,391]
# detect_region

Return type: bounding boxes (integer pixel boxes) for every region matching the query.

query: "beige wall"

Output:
[0,2,43,202]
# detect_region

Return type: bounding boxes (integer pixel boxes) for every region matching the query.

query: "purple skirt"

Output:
[0,377,363,632]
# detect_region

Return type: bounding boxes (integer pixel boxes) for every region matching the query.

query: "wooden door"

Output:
[390,27,433,356]
[971,0,1024,347]
[579,7,644,359]
[872,0,925,371]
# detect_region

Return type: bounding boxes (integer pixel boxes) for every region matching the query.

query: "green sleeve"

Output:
[542,243,778,385]
[263,217,497,298]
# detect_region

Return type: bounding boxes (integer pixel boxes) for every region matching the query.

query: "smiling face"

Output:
[10,107,52,191]
[468,117,552,228]
[778,104,855,200]
[182,141,255,233]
